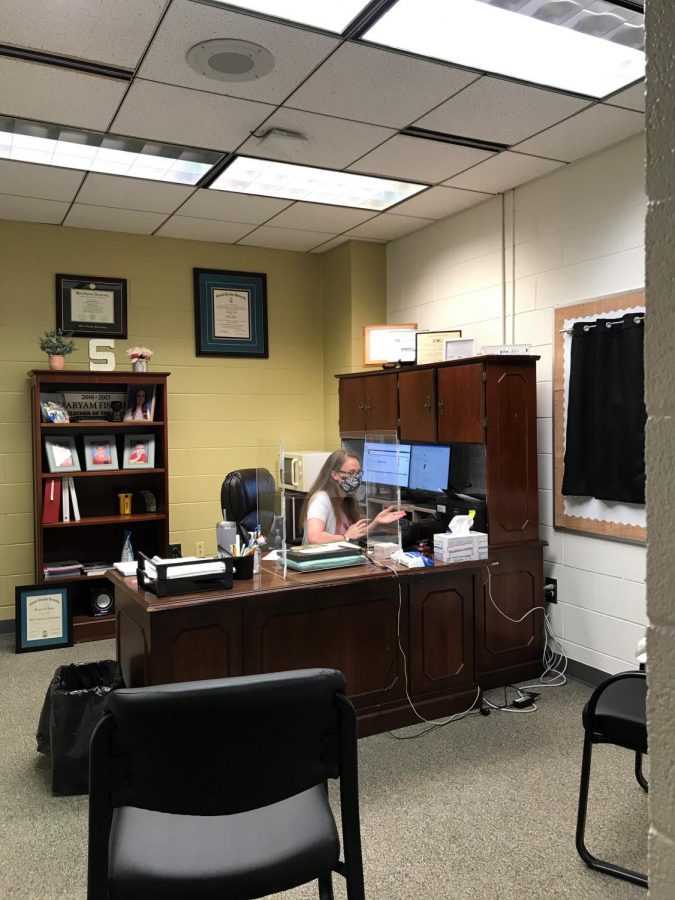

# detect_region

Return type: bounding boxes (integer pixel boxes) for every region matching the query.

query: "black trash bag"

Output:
[36,660,124,795]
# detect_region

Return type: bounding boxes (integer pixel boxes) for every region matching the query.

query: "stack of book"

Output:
[43,560,84,578]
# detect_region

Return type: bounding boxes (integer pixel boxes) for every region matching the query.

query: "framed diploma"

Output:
[15,584,72,653]
[415,329,462,365]
[56,273,128,338]
[193,268,268,358]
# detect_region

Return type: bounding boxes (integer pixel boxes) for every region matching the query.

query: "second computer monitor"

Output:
[408,444,451,493]
[363,441,411,487]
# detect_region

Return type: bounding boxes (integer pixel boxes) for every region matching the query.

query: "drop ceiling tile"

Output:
[348,135,492,184]
[388,185,490,219]
[604,81,645,113]
[311,235,384,253]
[138,2,338,105]
[238,226,335,251]
[514,105,645,163]
[444,152,565,194]
[0,0,167,68]
[0,57,129,131]
[63,204,167,234]
[264,202,376,231]
[0,193,68,224]
[345,213,432,241]
[76,174,194,214]
[285,42,479,129]
[414,77,590,146]
[178,189,292,224]
[111,80,273,151]
[0,160,84,201]
[156,216,253,243]
[239,109,394,169]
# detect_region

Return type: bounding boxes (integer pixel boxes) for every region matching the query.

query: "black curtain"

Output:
[562,313,645,504]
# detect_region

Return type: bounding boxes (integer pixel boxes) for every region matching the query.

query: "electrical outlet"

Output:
[544,576,558,604]
[168,543,182,558]
[195,541,206,558]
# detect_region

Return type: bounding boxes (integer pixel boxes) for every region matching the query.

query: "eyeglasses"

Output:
[337,469,361,477]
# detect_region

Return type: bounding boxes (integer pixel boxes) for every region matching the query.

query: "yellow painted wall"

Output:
[0,219,341,621]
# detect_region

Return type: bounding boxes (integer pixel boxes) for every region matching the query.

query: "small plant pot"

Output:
[49,355,65,371]
[131,359,148,373]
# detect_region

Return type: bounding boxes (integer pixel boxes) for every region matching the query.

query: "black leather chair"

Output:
[221,467,276,540]
[575,670,648,888]
[87,669,365,900]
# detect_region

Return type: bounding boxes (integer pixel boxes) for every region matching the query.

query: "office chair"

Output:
[575,670,648,889]
[221,467,276,539]
[88,669,365,900]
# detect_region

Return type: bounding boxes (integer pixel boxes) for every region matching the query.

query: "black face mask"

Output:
[338,473,361,494]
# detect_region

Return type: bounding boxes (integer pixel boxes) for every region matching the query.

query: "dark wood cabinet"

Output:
[31,370,171,643]
[399,368,436,442]
[437,363,484,443]
[338,372,398,434]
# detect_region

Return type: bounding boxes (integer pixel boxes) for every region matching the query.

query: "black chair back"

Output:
[103,668,346,816]
[221,467,276,536]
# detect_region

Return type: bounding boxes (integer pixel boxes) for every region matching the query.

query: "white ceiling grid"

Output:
[0,0,645,252]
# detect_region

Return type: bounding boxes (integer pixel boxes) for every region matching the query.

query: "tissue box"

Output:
[434,531,488,562]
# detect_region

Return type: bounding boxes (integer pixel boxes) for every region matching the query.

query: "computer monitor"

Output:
[408,444,451,493]
[362,441,411,487]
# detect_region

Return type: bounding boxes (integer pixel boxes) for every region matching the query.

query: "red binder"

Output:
[42,478,62,524]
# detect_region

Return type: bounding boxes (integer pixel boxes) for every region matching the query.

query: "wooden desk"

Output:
[111,548,543,737]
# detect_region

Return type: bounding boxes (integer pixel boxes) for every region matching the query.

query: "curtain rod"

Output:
[560,314,644,334]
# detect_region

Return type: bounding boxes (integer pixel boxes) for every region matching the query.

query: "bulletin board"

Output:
[554,290,646,542]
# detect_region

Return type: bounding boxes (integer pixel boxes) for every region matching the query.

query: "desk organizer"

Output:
[136,551,234,597]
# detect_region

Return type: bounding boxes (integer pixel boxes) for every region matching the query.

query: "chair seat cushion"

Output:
[583,677,647,752]
[108,785,340,900]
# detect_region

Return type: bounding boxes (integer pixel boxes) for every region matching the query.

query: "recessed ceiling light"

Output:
[209,156,426,210]
[186,38,275,82]
[0,118,220,184]
[362,0,644,97]
[208,0,373,33]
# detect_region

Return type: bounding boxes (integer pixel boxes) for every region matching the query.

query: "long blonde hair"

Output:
[300,450,361,529]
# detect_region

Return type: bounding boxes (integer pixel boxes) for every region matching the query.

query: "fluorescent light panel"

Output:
[0,118,220,184]
[363,0,644,97]
[210,156,426,210]
[209,0,372,33]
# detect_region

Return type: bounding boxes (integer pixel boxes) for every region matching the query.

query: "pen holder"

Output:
[118,492,133,515]
[232,554,255,580]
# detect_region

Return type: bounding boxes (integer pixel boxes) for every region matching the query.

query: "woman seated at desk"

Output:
[302,450,405,545]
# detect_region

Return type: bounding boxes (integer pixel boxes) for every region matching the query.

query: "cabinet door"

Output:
[409,570,475,697]
[485,363,539,544]
[475,544,544,684]
[364,373,398,433]
[437,363,484,443]
[339,377,366,433]
[399,369,436,442]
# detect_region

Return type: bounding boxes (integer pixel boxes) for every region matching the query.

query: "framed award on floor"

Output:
[15,584,72,653]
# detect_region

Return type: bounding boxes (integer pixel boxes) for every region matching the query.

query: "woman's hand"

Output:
[373,506,407,526]
[344,519,368,541]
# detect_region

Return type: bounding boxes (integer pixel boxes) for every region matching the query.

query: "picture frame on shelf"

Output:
[415,330,462,365]
[56,273,128,338]
[83,435,119,471]
[363,323,417,366]
[122,434,155,469]
[44,437,81,473]
[193,267,268,358]
[124,384,155,422]
[40,392,70,423]
[15,584,72,653]
[443,337,477,361]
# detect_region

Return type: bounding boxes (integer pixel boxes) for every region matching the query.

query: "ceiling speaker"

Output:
[186,39,275,83]
[89,584,114,617]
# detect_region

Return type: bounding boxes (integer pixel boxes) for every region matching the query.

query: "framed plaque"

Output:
[415,329,462,365]
[56,274,128,338]
[15,584,72,653]
[363,323,417,366]
[194,268,268,358]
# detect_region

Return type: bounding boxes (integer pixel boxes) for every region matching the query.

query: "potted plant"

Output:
[39,329,76,370]
[127,346,154,373]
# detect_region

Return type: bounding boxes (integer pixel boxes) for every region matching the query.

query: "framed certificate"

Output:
[194,268,268,358]
[15,584,72,653]
[363,324,417,366]
[56,274,128,338]
[415,329,462,365]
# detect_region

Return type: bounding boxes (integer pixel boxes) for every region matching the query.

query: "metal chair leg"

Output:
[576,733,648,889]
[635,752,648,792]
[318,874,334,900]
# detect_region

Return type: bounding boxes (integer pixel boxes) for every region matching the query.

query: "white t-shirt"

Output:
[305,490,340,541]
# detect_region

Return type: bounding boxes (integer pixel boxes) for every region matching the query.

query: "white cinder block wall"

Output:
[387,134,647,674]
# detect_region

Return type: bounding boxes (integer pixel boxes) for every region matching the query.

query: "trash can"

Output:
[36,660,124,795]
